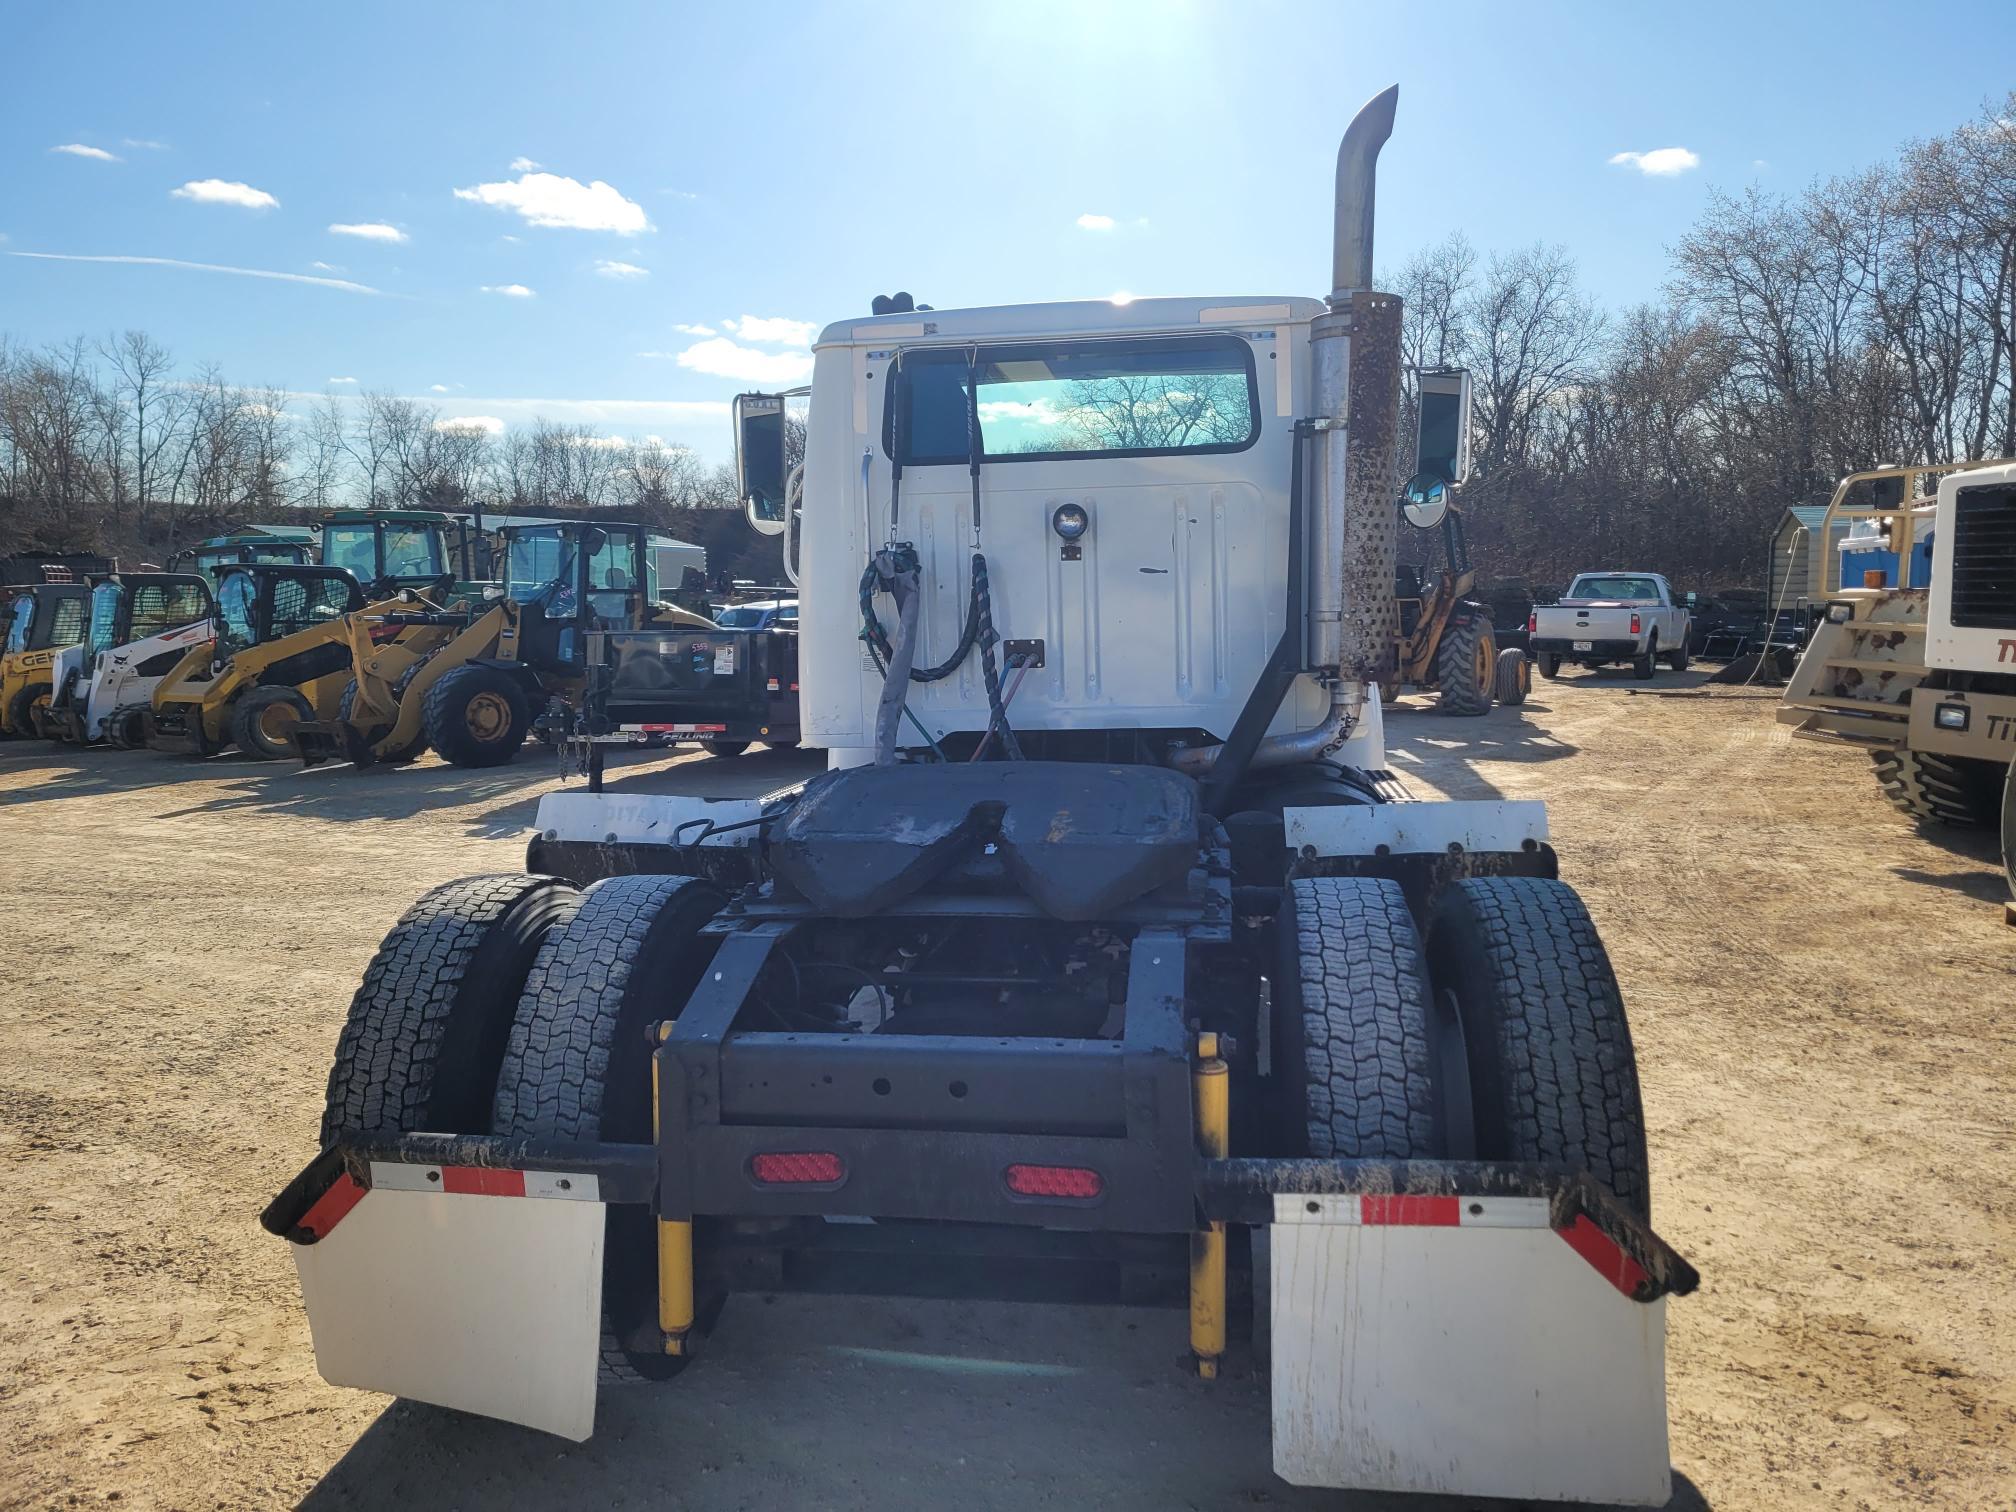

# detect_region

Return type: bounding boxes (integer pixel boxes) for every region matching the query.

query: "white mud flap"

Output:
[290,1165,606,1440]
[1269,1194,1669,1505]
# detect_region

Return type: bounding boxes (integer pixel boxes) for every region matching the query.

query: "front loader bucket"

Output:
[291,718,373,770]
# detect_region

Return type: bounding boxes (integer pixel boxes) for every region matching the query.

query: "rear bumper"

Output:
[267,1131,1696,1305]
[1530,636,1640,659]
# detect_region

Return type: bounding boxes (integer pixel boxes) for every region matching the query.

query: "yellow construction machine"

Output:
[142,564,422,759]
[1,580,93,737]
[293,519,711,769]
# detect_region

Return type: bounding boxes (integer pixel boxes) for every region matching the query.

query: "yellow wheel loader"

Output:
[293,520,711,770]
[142,564,408,759]
[1,581,93,737]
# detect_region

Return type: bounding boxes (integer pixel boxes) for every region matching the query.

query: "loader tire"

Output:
[1275,876,1444,1159]
[1434,618,1495,717]
[1871,746,2001,828]
[493,874,728,1383]
[6,682,51,738]
[1493,646,1530,706]
[1428,878,1650,1219]
[702,739,750,758]
[231,684,314,760]
[424,663,530,768]
[321,874,581,1148]
[2001,758,2015,907]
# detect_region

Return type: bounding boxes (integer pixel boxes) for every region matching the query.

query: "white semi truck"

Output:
[263,88,1697,1503]
[1780,458,2016,916]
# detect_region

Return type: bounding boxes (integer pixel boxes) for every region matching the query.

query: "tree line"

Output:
[5,93,2012,595]
[1390,92,2016,592]
[0,335,744,561]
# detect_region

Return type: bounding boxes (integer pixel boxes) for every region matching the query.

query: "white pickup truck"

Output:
[1530,572,1692,680]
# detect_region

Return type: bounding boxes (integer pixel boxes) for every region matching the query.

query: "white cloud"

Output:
[329,376,358,384]
[721,314,816,346]
[595,259,649,279]
[435,415,505,437]
[122,138,170,150]
[1752,158,1770,171]
[453,171,649,234]
[1606,147,1700,177]
[310,260,345,273]
[569,432,630,450]
[979,398,1069,427]
[481,283,536,298]
[1076,213,1115,231]
[8,250,375,294]
[429,383,452,393]
[672,322,716,337]
[509,156,541,172]
[171,178,280,209]
[52,143,120,162]
[666,338,815,384]
[238,401,287,420]
[329,221,407,243]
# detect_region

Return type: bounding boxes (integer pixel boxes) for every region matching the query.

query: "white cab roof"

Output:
[818,296,1326,348]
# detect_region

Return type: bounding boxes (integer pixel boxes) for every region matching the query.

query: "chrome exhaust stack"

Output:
[1176,87,1402,780]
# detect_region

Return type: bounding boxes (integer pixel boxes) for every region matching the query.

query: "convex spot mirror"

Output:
[1401,472,1449,530]
[734,393,788,538]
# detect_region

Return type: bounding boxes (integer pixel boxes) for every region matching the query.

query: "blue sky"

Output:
[3,0,2011,461]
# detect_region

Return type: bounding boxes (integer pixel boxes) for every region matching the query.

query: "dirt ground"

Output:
[1,674,2011,1512]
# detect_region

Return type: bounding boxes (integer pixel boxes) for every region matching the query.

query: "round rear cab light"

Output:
[1052,504,1089,541]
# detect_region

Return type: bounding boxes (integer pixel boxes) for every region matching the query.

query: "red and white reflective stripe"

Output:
[296,1165,599,1242]
[621,722,727,735]
[1277,1193,1651,1298]
[369,1163,600,1201]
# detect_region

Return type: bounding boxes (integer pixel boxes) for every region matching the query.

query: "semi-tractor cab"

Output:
[267,89,1695,1505]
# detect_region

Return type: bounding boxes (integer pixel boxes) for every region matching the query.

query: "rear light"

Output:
[1630,612,1642,634]
[1526,611,1536,633]
[750,1151,845,1185]
[1004,1164,1103,1200]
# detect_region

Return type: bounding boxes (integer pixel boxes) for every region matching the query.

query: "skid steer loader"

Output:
[33,572,217,745]
[266,89,1696,1504]
[1,580,92,737]
[292,519,714,770]
[142,564,395,759]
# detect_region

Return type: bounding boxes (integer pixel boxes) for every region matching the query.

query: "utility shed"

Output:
[1768,505,1852,606]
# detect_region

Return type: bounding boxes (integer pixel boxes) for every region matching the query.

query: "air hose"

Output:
[860,547,1021,762]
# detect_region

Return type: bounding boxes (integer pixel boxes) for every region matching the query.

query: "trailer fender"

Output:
[275,1155,606,1441]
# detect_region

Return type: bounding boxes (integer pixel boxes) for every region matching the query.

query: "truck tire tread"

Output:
[1429,877,1650,1218]
[1279,876,1442,1158]
[321,874,581,1147]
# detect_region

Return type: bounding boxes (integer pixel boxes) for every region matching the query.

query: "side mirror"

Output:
[1413,368,1472,488]
[734,393,788,538]
[1401,472,1450,530]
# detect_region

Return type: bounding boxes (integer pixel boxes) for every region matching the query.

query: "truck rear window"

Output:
[886,334,1260,465]
[1568,576,1661,600]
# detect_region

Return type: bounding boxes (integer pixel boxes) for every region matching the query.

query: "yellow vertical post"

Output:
[652,1022,694,1356]
[1190,1031,1229,1379]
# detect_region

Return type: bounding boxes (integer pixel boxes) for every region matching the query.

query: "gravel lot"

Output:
[1,673,2010,1511]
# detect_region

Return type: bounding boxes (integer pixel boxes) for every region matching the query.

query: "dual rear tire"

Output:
[1276,874,1649,1217]
[322,871,727,1384]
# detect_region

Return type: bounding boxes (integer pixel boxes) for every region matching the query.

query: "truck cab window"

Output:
[887,334,1260,465]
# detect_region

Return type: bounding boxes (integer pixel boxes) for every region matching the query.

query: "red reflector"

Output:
[1004,1164,1103,1199]
[1630,612,1641,634]
[751,1151,844,1185]
[1360,1193,1459,1226]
